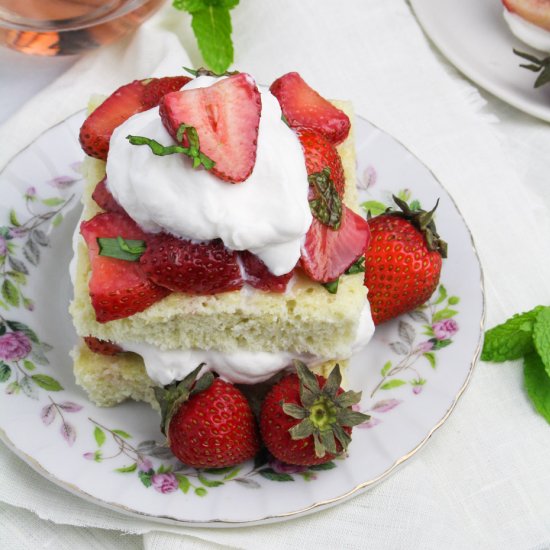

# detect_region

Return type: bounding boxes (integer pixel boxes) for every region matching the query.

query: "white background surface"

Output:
[1,1,550,548]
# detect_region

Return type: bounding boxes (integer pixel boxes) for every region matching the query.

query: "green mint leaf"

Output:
[533,307,550,377]
[524,352,550,424]
[322,279,339,294]
[308,168,343,229]
[481,306,545,362]
[345,257,365,275]
[191,7,234,74]
[97,237,146,262]
[127,132,215,170]
[360,200,386,217]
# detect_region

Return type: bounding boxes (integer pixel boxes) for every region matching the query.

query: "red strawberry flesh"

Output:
[91,177,126,215]
[300,206,371,283]
[270,72,351,145]
[79,76,191,160]
[139,233,243,294]
[240,251,293,292]
[84,336,123,356]
[80,212,170,323]
[296,128,346,198]
[159,73,261,182]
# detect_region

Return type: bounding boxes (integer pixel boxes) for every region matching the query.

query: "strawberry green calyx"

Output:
[383,195,448,258]
[154,363,214,439]
[308,168,343,230]
[282,362,369,458]
[514,49,550,88]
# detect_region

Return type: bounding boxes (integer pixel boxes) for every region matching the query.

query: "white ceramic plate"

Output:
[410,0,550,122]
[0,112,484,526]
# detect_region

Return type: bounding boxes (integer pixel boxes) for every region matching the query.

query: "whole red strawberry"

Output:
[155,365,260,469]
[259,362,368,466]
[365,196,448,325]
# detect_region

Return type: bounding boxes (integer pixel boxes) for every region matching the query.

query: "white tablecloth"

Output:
[1,1,550,549]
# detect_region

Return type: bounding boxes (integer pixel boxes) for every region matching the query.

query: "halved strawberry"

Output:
[300,206,371,283]
[240,251,294,292]
[91,177,126,215]
[296,128,345,198]
[139,233,243,295]
[84,336,123,356]
[79,76,191,160]
[270,72,351,145]
[159,73,261,182]
[80,213,170,323]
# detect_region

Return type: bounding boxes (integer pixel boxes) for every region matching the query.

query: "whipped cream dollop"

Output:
[106,75,312,276]
[503,9,550,52]
[122,300,375,386]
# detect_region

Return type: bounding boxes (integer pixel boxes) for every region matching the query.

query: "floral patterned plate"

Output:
[0,112,484,526]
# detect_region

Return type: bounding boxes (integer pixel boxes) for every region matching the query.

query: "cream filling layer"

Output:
[122,300,375,386]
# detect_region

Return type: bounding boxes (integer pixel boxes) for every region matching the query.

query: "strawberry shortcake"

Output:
[69,69,375,408]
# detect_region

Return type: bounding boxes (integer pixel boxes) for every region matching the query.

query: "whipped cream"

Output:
[122,300,375,386]
[503,9,550,51]
[106,75,312,276]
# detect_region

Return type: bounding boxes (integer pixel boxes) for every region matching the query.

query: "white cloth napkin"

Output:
[1,1,550,549]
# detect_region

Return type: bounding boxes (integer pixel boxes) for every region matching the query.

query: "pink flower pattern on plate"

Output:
[0,331,32,361]
[151,472,179,494]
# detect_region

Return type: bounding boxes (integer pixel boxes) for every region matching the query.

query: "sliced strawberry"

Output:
[139,233,243,295]
[240,251,294,292]
[79,76,192,160]
[270,72,351,145]
[300,206,371,283]
[80,212,170,323]
[91,177,126,215]
[159,73,261,182]
[83,336,123,356]
[295,128,345,198]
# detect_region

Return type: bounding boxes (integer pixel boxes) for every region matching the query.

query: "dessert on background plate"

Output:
[502,0,550,51]
[69,68,446,469]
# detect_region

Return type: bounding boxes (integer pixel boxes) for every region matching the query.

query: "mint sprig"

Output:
[173,0,239,75]
[481,306,544,362]
[513,49,550,88]
[127,124,215,170]
[482,305,550,424]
